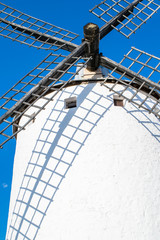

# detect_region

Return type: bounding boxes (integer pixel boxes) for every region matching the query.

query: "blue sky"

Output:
[0,0,159,239]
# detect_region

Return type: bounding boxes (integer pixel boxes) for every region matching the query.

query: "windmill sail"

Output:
[0,50,91,148]
[90,0,160,38]
[0,2,78,51]
[100,47,160,117]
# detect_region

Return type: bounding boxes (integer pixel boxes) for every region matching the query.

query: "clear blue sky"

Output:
[0,0,159,239]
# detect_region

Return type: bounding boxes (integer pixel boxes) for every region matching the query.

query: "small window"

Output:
[65,97,77,109]
[113,95,124,107]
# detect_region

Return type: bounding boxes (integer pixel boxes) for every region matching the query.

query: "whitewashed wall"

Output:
[6,81,160,240]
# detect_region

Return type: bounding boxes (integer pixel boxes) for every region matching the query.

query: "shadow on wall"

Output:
[7,83,160,239]
[7,83,113,239]
[125,88,160,143]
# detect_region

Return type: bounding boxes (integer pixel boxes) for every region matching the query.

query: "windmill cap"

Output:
[83,23,99,37]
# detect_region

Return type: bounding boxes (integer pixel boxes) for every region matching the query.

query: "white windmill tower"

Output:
[0,0,160,239]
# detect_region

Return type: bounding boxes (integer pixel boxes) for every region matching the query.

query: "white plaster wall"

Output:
[6,82,160,240]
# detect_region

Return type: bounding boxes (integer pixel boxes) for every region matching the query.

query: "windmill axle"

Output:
[83,23,100,71]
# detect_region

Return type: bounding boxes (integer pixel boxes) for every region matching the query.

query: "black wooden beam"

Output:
[100,0,143,39]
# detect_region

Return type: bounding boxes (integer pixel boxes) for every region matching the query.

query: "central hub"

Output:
[83,23,99,41]
[83,23,100,71]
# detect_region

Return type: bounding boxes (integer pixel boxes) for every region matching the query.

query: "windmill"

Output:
[0,0,160,239]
